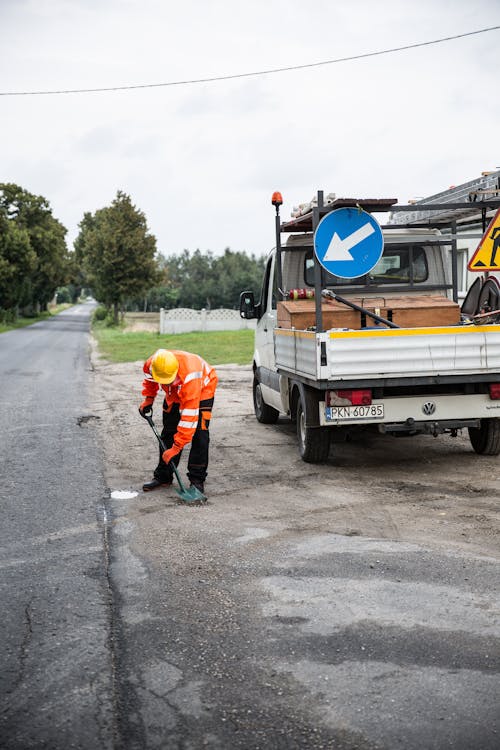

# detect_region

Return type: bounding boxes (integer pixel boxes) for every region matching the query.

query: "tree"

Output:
[0,183,68,316]
[210,248,266,308]
[166,249,214,309]
[0,215,36,316]
[75,191,160,324]
[158,248,265,310]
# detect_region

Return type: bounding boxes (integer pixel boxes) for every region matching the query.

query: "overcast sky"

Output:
[1,0,499,258]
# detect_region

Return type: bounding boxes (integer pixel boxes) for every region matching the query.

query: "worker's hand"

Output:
[139,400,153,419]
[162,446,180,465]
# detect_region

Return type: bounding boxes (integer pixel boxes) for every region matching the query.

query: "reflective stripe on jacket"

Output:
[142,350,218,451]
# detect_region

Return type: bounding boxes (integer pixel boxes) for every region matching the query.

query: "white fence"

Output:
[160,307,256,334]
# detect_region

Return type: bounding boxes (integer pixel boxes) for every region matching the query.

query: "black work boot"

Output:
[142,478,172,492]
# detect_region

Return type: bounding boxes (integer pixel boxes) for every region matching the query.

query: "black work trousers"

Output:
[153,398,214,484]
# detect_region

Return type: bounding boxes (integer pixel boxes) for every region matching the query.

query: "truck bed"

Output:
[274,325,500,385]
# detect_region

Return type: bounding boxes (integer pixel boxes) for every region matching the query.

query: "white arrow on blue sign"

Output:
[314,207,384,279]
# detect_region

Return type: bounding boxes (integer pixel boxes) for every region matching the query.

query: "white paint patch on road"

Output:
[261,576,500,636]
[111,490,139,500]
[278,659,500,749]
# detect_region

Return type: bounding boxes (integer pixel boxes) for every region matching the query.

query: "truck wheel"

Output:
[468,418,500,455]
[296,391,330,463]
[253,378,279,424]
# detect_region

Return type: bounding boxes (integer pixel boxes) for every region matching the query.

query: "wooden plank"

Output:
[277,300,359,329]
[277,296,461,330]
[384,296,460,327]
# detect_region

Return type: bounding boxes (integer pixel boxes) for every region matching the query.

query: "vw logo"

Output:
[422,401,436,416]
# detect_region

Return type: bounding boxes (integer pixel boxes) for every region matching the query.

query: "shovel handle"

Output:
[144,414,188,492]
[145,414,166,450]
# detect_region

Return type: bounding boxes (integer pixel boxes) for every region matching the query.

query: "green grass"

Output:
[0,304,73,333]
[93,326,254,365]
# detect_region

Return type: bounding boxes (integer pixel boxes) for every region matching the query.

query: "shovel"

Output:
[144,414,207,504]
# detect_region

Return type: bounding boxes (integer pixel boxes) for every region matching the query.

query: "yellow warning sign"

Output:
[468,208,500,271]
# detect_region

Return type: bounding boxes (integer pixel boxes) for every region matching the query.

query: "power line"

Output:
[1,25,499,97]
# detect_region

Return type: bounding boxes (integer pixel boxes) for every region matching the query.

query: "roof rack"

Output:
[388,170,500,227]
[281,196,397,233]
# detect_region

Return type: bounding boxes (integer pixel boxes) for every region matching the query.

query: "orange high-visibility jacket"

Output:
[142,350,218,451]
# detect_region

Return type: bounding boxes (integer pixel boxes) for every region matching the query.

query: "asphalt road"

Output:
[0,304,114,749]
[2,309,499,750]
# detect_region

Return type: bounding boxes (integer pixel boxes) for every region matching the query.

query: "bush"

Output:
[56,286,71,304]
[93,306,108,322]
[92,305,124,328]
[0,309,17,324]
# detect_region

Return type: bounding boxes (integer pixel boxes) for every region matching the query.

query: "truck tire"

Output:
[296,389,330,463]
[468,418,500,455]
[253,377,279,424]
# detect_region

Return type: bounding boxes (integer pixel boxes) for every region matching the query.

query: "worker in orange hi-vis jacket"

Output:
[139,349,218,496]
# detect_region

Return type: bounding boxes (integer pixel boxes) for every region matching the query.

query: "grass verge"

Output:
[92,326,254,365]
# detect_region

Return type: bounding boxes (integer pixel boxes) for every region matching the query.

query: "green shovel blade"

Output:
[175,486,207,503]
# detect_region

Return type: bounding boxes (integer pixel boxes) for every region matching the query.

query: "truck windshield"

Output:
[304,245,428,287]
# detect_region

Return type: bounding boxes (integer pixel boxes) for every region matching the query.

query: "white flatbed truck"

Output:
[240,191,500,462]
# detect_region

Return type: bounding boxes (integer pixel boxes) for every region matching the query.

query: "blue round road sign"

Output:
[314,207,384,279]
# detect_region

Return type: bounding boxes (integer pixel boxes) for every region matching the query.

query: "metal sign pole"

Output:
[313,190,324,332]
[450,220,458,302]
[275,203,283,301]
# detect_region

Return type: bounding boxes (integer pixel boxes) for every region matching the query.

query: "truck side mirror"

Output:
[239,291,257,319]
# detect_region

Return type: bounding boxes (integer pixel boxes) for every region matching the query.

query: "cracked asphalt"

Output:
[0,304,114,748]
[1,304,499,749]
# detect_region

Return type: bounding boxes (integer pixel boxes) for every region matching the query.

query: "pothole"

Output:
[77,414,101,426]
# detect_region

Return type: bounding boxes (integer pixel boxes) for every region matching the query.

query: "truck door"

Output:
[255,252,281,410]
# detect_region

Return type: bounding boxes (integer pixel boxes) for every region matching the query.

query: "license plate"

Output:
[325,404,384,422]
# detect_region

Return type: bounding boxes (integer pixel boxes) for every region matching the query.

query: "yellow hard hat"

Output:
[151,349,179,384]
